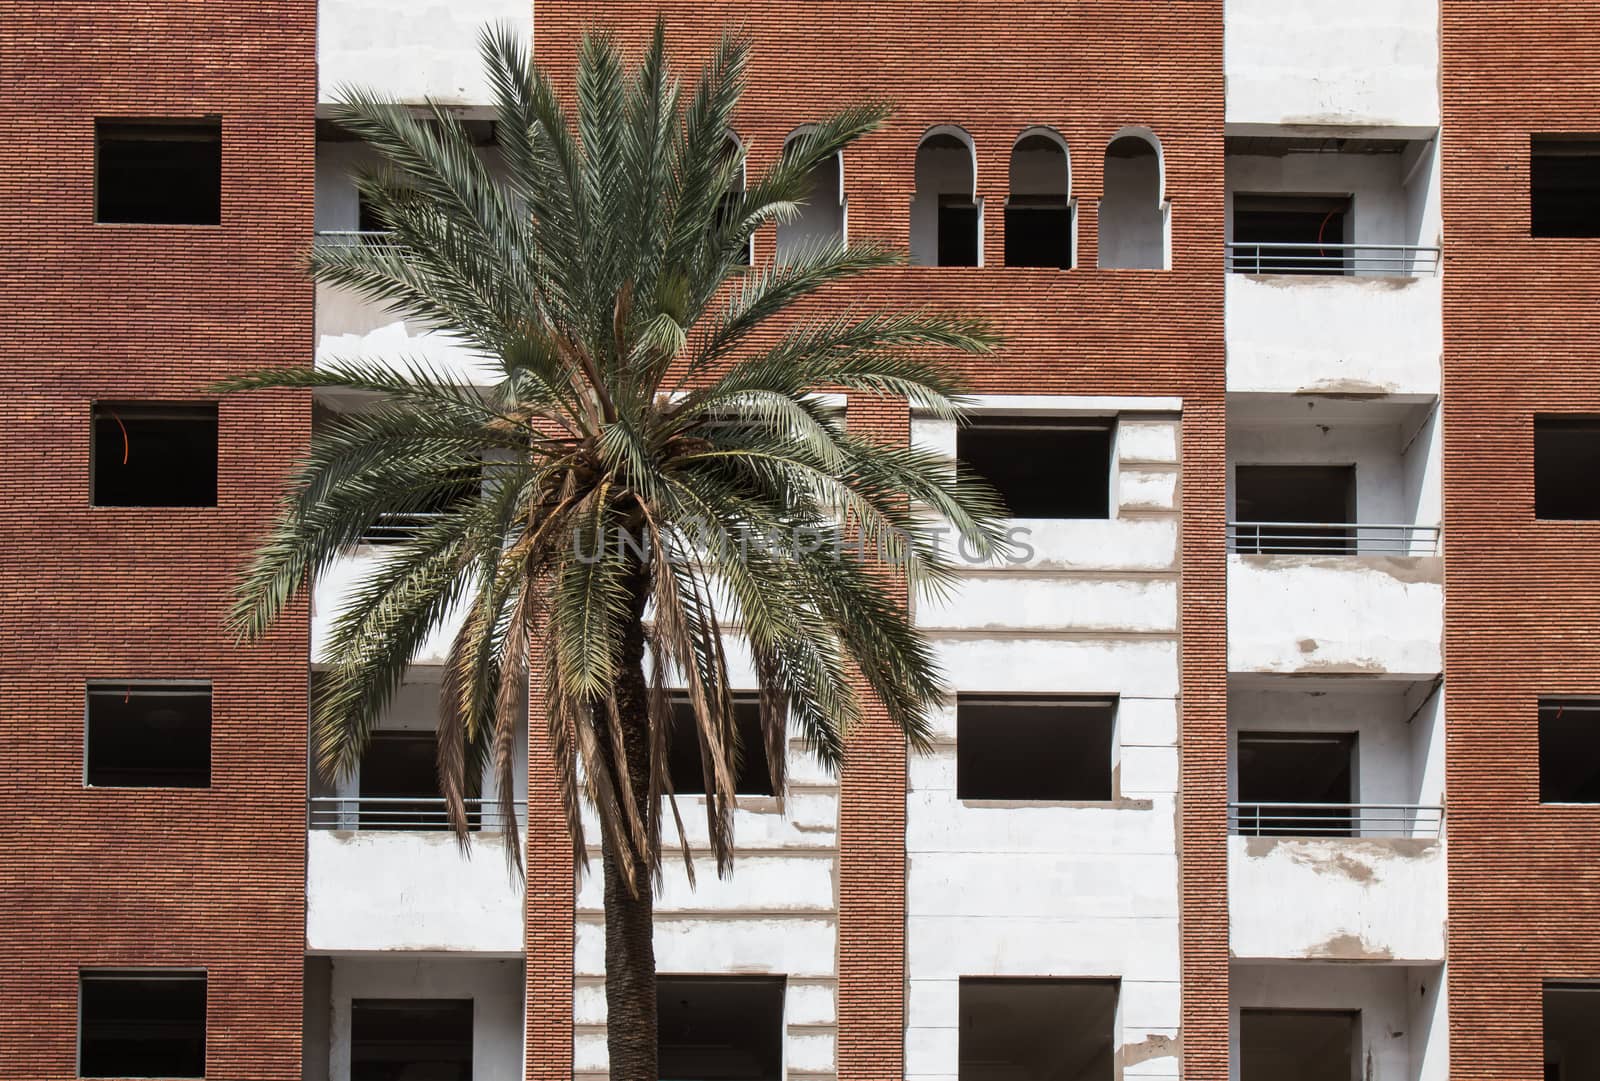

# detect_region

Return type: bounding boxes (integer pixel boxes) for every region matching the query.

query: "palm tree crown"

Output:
[217,26,1005,1073]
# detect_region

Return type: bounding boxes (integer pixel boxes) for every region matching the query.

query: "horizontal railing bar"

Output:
[1228,521,1437,530]
[1225,242,1440,252]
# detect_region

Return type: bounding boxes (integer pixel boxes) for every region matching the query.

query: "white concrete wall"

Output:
[313,550,472,667]
[1227,555,1442,676]
[307,830,525,953]
[318,0,531,105]
[1229,962,1443,1081]
[321,957,524,1081]
[572,728,840,1078]
[1224,0,1440,127]
[907,401,1183,1081]
[1225,274,1441,396]
[1229,836,1444,962]
[1407,967,1449,1081]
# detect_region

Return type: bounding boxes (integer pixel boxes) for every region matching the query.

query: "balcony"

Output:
[1225,134,1442,396]
[313,136,502,385]
[1225,0,1439,128]
[1227,675,1445,964]
[1230,961,1447,1081]
[305,674,527,954]
[317,0,531,105]
[1227,396,1442,676]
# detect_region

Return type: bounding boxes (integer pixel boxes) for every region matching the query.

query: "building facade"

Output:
[4,1,1600,1078]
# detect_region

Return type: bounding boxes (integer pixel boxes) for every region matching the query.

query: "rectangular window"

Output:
[1005,198,1072,269]
[350,999,473,1081]
[937,196,980,267]
[92,403,218,508]
[1233,464,1356,553]
[86,683,211,788]
[668,693,774,796]
[1535,416,1600,520]
[958,416,1114,519]
[658,976,785,1081]
[1532,136,1600,238]
[1239,1008,1356,1081]
[358,731,477,830]
[1540,699,1600,803]
[362,465,480,544]
[1545,983,1600,1081]
[80,971,206,1079]
[959,978,1116,1081]
[1231,193,1352,275]
[1236,731,1356,837]
[95,118,221,225]
[957,696,1116,802]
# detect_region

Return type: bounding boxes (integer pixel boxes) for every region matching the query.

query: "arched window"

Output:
[776,129,846,261]
[1099,128,1169,269]
[910,126,980,267]
[1006,128,1073,268]
[715,133,752,265]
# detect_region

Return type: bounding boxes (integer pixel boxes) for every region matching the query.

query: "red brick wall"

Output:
[0,3,316,1077]
[1440,5,1600,1077]
[534,4,1228,1076]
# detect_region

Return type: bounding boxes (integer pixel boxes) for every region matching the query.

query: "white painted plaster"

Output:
[307,830,525,953]
[318,0,532,105]
[322,957,524,1081]
[313,550,471,667]
[1229,962,1447,1081]
[1225,0,1440,127]
[1227,555,1442,676]
[775,150,846,260]
[1229,836,1444,962]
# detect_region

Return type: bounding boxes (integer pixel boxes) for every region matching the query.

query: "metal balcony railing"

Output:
[1227,241,1441,277]
[1229,802,1444,839]
[1228,522,1440,556]
[361,511,446,545]
[308,796,524,832]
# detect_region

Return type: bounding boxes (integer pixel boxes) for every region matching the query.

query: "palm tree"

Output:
[218,21,1007,1080]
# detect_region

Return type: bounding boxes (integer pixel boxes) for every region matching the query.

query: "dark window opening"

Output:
[358,731,478,830]
[96,119,221,225]
[1236,732,1356,837]
[658,976,785,1081]
[938,195,980,267]
[1232,193,1352,275]
[1545,983,1600,1081]
[959,978,1116,1081]
[958,697,1115,802]
[1532,137,1600,238]
[1240,1009,1356,1081]
[1005,197,1072,269]
[715,136,751,266]
[86,683,211,788]
[958,417,1113,519]
[1233,464,1356,553]
[357,193,389,236]
[668,693,774,796]
[92,403,218,508]
[1535,416,1600,520]
[1540,699,1600,803]
[350,999,473,1081]
[80,971,206,1079]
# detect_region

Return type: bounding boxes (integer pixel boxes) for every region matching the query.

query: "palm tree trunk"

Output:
[600,595,658,1081]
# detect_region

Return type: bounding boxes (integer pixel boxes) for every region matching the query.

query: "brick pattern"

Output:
[0,3,315,1078]
[1440,5,1600,1077]
[534,5,1229,1076]
[525,650,576,1081]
